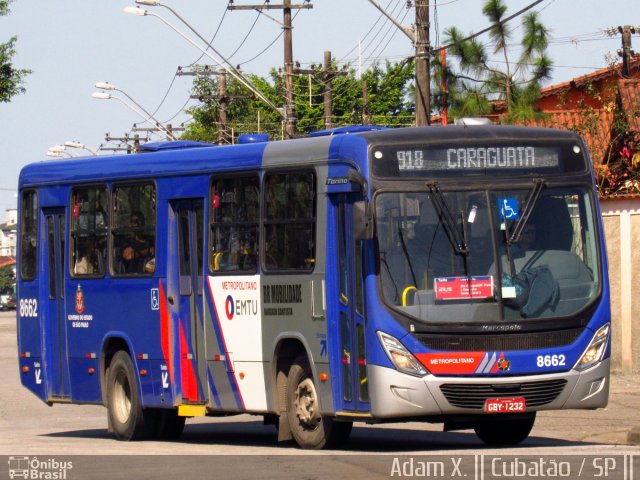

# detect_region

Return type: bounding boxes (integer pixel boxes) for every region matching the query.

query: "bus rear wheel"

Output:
[106,351,156,440]
[473,413,536,446]
[286,356,352,449]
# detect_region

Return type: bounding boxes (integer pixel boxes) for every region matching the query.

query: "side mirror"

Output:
[353,200,373,241]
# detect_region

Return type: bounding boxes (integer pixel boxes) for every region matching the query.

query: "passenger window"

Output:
[264,171,316,272]
[70,187,108,277]
[111,184,156,275]
[210,175,260,273]
[20,191,38,280]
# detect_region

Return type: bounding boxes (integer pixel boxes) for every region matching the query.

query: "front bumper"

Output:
[368,358,610,418]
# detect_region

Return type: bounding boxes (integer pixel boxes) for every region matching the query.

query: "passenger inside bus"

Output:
[116,212,154,274]
[74,244,93,275]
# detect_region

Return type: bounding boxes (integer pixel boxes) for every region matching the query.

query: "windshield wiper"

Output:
[506,178,545,246]
[427,182,469,256]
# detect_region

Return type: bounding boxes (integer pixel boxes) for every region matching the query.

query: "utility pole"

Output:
[606,25,638,78]
[228,1,313,139]
[294,51,345,130]
[218,71,230,145]
[180,66,246,144]
[323,51,333,129]
[131,125,185,140]
[439,49,448,126]
[367,0,431,125]
[103,133,146,154]
[414,0,431,126]
[283,0,296,137]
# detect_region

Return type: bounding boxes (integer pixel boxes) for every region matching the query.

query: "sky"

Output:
[0,0,637,217]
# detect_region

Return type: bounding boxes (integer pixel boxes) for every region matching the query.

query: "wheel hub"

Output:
[294,378,321,427]
[113,371,132,424]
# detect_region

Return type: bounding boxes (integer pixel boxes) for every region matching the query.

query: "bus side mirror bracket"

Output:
[353,200,373,241]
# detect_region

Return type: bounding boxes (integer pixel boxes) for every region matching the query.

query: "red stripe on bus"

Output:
[179,321,198,402]
[158,282,174,382]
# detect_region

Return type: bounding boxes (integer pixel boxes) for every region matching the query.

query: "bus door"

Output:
[42,207,71,400]
[335,195,370,412]
[169,199,206,405]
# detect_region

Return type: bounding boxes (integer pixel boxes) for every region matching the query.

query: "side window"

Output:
[70,186,108,277]
[210,175,260,273]
[264,171,316,272]
[111,183,156,275]
[20,191,38,280]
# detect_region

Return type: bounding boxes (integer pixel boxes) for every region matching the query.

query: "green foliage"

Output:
[361,59,415,126]
[564,82,640,196]
[182,68,282,142]
[0,265,15,293]
[0,0,30,103]
[441,0,552,122]
[182,57,415,143]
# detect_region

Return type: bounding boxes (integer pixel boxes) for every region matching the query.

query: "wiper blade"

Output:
[507,178,545,246]
[427,182,469,256]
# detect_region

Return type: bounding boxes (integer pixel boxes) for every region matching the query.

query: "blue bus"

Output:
[17,125,610,448]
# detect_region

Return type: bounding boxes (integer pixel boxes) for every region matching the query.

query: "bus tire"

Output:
[155,409,186,440]
[286,355,352,449]
[106,351,156,441]
[473,413,536,446]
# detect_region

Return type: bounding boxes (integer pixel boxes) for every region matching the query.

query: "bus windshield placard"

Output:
[371,142,585,178]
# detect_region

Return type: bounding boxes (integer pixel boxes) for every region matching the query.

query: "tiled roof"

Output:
[0,256,15,268]
[493,57,640,163]
[619,79,640,131]
[514,109,615,163]
[540,55,640,98]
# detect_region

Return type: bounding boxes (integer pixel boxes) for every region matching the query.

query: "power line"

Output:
[431,0,546,54]
[227,9,262,60]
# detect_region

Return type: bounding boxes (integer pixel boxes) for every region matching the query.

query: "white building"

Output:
[0,209,17,257]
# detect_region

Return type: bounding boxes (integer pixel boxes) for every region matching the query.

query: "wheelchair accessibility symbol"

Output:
[151,288,160,311]
[499,197,520,220]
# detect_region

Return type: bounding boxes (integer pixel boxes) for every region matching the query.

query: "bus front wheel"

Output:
[473,413,536,446]
[286,355,352,449]
[106,351,156,440]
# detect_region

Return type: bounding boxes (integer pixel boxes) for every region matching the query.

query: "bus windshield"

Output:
[375,187,600,324]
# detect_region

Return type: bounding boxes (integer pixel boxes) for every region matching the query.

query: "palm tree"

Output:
[440,0,552,122]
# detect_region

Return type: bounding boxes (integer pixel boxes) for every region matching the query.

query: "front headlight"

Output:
[574,323,610,371]
[377,331,428,377]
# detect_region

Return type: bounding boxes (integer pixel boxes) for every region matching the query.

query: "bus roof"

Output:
[19,125,583,188]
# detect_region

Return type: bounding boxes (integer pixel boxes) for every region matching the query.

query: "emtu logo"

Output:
[225,295,235,320]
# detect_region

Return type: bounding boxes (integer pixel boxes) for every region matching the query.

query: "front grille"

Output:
[439,379,567,410]
[416,328,583,352]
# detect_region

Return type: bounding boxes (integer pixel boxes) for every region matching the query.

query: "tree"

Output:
[182,68,282,142]
[440,0,552,122]
[182,58,416,142]
[0,265,15,293]
[361,59,415,126]
[1,0,30,103]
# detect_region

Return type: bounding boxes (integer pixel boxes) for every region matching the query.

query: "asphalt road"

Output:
[0,311,638,479]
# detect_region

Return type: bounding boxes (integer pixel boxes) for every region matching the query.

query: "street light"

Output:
[64,141,98,155]
[92,91,177,140]
[123,5,283,117]
[47,149,72,158]
[47,145,75,157]
[94,81,176,140]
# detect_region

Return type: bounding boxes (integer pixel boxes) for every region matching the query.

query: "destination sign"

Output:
[371,142,586,178]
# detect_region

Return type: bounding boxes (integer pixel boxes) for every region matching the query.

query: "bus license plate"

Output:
[484,397,526,414]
